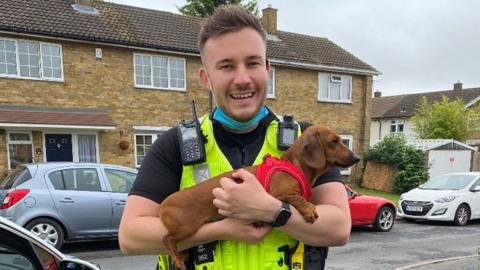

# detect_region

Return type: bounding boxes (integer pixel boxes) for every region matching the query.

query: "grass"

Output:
[351,186,401,205]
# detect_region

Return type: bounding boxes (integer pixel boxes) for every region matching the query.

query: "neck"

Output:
[281,146,328,186]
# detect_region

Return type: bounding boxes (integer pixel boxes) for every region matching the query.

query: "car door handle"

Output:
[116,200,126,206]
[59,198,75,203]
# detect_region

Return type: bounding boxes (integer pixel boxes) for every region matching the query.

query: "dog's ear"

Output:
[301,132,326,169]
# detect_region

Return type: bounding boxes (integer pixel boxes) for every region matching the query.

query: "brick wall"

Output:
[0,35,372,179]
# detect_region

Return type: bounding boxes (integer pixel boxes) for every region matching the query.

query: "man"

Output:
[119,5,351,270]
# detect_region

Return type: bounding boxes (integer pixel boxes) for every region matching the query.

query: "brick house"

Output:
[0,0,378,179]
[371,82,480,145]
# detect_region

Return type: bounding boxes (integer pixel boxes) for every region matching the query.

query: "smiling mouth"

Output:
[230,92,255,99]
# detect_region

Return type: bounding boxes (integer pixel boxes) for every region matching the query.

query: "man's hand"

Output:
[216,218,272,244]
[212,168,281,222]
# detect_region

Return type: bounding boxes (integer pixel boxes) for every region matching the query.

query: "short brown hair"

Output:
[198,5,266,53]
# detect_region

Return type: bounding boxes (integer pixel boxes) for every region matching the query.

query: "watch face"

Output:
[275,209,292,226]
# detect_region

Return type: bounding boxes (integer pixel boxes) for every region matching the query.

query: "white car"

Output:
[397,172,480,226]
[0,216,100,270]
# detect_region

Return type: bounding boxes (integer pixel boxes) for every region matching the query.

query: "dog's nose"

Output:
[351,154,360,165]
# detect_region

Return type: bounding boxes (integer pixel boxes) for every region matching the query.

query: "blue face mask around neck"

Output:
[213,106,269,131]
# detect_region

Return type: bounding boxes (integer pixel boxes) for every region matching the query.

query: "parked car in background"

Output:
[0,162,137,249]
[0,216,100,270]
[397,172,480,226]
[347,185,396,232]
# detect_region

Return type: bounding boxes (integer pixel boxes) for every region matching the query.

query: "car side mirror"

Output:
[471,186,480,192]
[60,259,100,270]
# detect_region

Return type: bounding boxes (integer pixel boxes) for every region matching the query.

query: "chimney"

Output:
[453,81,463,90]
[262,5,278,35]
[374,90,382,97]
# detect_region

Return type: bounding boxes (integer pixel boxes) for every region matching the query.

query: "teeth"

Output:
[231,93,254,99]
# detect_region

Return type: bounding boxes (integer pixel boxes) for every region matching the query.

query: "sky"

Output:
[108,0,480,97]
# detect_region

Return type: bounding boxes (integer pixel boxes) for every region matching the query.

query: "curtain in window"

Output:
[78,135,96,163]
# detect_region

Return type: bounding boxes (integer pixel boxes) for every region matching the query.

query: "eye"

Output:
[220,64,234,70]
[248,61,261,67]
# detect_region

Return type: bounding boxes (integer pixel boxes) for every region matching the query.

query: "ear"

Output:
[301,133,326,169]
[198,67,211,89]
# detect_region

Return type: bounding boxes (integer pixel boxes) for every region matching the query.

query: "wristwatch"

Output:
[269,201,292,227]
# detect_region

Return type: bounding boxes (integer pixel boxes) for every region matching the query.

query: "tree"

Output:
[177,0,259,17]
[411,96,480,142]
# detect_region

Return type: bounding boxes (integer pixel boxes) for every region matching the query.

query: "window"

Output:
[105,169,137,193]
[267,67,275,99]
[0,37,63,80]
[340,135,353,175]
[7,132,33,170]
[49,168,101,192]
[318,73,352,103]
[135,134,160,167]
[134,53,185,90]
[390,120,404,133]
[0,230,36,270]
[78,134,97,162]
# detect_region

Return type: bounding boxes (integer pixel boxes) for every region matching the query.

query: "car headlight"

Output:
[434,195,458,203]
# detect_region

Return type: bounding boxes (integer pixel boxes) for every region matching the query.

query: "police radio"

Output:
[277,114,298,151]
[178,100,206,165]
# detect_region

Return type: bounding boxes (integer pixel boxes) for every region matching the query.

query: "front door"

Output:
[45,134,73,162]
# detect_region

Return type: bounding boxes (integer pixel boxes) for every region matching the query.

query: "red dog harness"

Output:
[256,155,312,200]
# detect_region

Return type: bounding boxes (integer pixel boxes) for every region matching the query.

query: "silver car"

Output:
[0,216,100,270]
[0,162,137,249]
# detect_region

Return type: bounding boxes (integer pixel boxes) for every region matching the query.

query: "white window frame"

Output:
[133,53,186,91]
[267,67,275,99]
[390,120,404,133]
[134,133,159,168]
[340,135,353,175]
[318,73,352,103]
[0,37,64,81]
[6,131,34,170]
[42,132,99,163]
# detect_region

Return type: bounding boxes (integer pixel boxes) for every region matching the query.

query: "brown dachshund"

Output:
[159,125,360,269]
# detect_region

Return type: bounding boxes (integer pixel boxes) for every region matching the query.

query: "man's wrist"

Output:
[265,199,283,223]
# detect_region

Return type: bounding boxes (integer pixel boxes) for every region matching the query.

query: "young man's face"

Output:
[199,27,269,122]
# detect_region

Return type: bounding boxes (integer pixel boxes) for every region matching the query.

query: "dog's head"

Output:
[286,125,360,180]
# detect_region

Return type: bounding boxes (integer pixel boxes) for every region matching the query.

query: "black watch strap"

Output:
[269,201,292,227]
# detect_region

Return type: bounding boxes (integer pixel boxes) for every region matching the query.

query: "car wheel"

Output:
[453,204,470,226]
[373,206,395,232]
[25,218,65,249]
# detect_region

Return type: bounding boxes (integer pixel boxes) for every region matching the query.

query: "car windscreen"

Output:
[0,166,32,189]
[420,175,477,190]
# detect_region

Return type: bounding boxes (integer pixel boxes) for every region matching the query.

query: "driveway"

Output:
[65,219,480,270]
[326,219,480,270]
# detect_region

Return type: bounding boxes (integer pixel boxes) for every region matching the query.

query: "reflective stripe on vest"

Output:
[159,115,300,270]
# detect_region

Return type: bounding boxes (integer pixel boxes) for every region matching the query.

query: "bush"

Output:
[365,134,428,193]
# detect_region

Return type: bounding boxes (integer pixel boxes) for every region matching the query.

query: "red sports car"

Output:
[346,185,396,232]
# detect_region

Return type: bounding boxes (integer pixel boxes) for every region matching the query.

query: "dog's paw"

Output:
[303,203,319,223]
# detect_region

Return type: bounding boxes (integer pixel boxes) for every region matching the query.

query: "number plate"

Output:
[406,205,423,212]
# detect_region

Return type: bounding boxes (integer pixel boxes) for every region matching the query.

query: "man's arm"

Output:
[279,181,351,246]
[119,195,272,255]
[212,169,351,247]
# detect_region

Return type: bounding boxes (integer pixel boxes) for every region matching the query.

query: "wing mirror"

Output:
[471,186,480,192]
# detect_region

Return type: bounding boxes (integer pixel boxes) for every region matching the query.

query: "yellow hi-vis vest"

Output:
[158,115,299,270]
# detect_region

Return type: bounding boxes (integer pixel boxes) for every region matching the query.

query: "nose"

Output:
[232,65,253,87]
[351,154,360,165]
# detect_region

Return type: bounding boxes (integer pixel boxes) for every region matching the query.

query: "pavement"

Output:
[395,254,480,270]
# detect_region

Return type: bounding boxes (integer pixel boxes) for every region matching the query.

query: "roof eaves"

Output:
[269,58,380,75]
